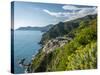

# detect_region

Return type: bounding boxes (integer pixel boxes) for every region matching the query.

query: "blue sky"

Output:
[13,1,97,29]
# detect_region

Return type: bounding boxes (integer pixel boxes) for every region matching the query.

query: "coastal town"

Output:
[42,36,73,54]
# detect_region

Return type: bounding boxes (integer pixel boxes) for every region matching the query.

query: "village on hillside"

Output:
[43,36,73,54]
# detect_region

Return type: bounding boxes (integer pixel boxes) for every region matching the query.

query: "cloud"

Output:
[43,9,59,17]
[78,7,97,15]
[65,7,97,21]
[62,5,97,16]
[43,5,97,21]
[62,5,80,10]
[43,9,76,18]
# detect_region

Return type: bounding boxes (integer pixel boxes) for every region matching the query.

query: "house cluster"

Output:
[42,36,72,54]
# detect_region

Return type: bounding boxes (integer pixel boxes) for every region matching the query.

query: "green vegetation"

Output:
[29,14,97,72]
[40,14,97,45]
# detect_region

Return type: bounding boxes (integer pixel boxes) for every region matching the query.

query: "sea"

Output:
[13,30,43,74]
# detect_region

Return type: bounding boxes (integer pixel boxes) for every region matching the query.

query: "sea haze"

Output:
[14,30,43,73]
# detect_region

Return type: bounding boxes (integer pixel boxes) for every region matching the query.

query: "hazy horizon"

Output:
[12,1,97,29]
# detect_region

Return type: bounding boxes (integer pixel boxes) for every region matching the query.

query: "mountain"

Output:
[26,14,97,73]
[40,14,97,45]
[16,24,53,32]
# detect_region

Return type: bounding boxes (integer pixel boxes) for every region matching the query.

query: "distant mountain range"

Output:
[16,24,53,32]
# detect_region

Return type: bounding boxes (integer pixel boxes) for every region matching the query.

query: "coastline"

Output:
[24,14,97,73]
[25,48,43,73]
[15,30,43,74]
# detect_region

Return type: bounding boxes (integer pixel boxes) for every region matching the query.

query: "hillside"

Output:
[16,24,53,32]
[27,14,97,72]
[40,14,97,45]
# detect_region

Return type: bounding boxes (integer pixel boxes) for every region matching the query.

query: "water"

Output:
[14,30,43,74]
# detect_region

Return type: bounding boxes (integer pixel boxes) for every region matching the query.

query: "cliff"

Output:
[27,14,97,72]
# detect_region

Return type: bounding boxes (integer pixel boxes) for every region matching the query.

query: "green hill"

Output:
[40,14,97,45]
[27,14,97,72]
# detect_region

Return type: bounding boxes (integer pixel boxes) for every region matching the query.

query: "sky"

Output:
[12,1,97,29]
